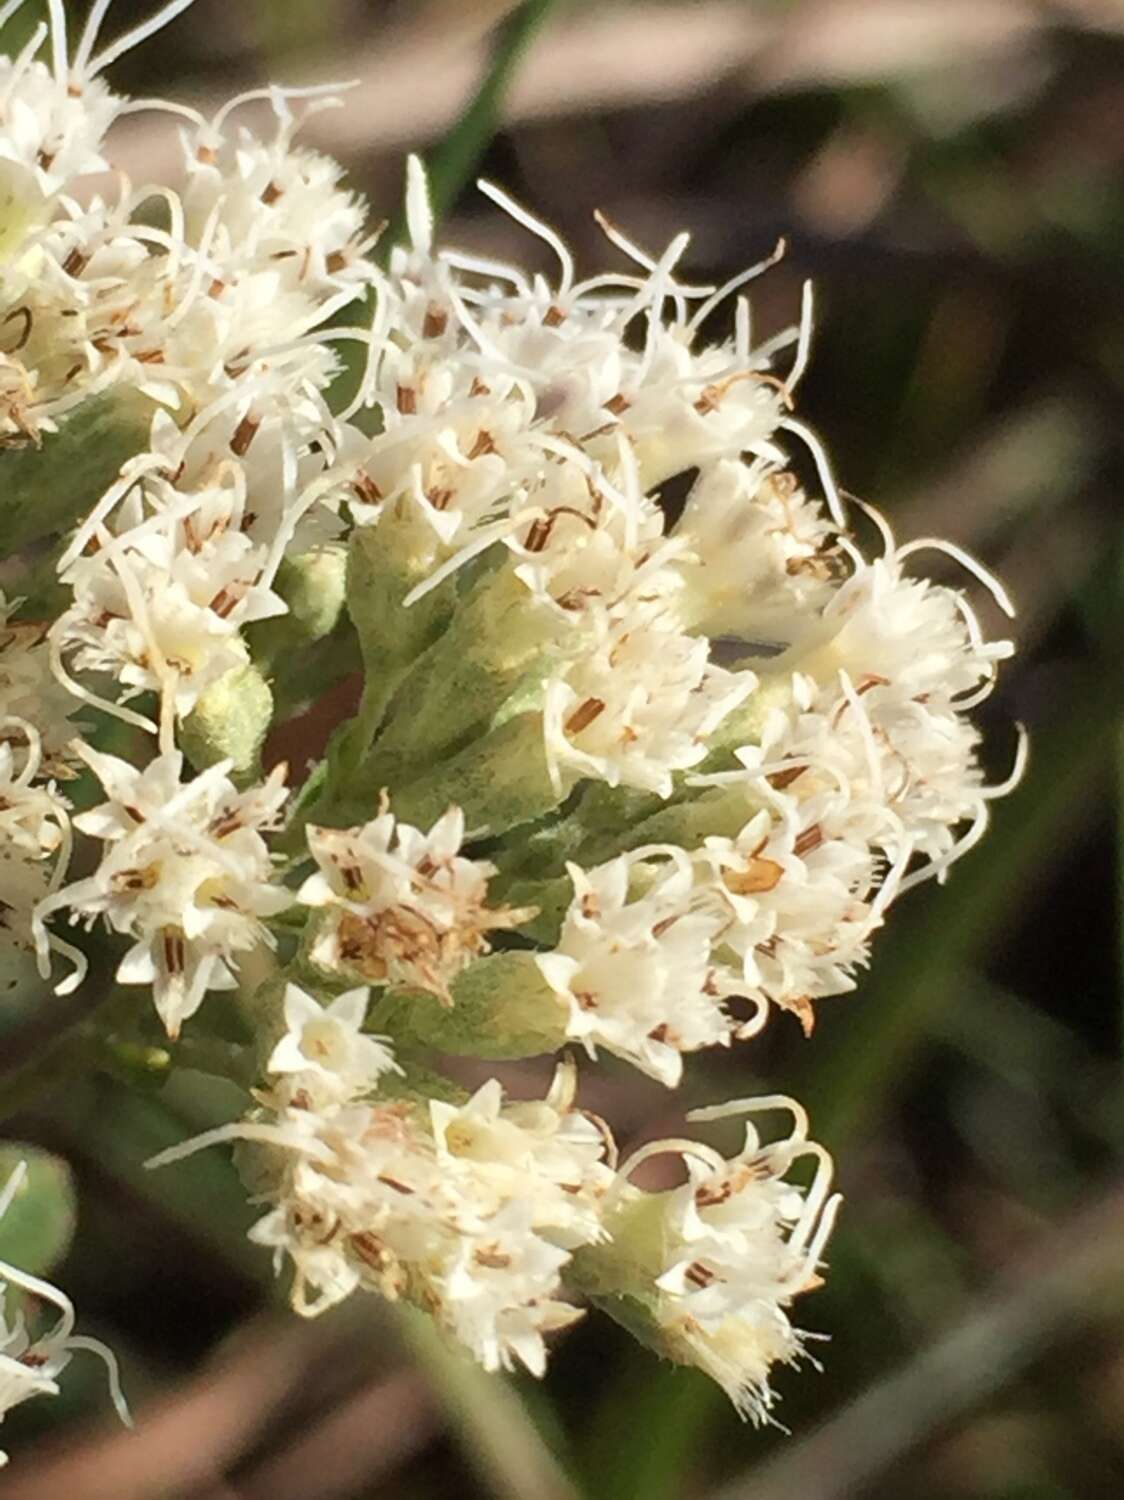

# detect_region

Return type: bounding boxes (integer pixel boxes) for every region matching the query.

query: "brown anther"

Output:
[209,588,240,620]
[648,1022,670,1043]
[575,990,598,1011]
[426,486,453,511]
[684,1261,717,1289]
[196,144,217,165]
[376,1174,415,1196]
[350,1230,391,1266]
[163,929,187,974]
[396,384,417,415]
[651,914,681,939]
[325,249,348,275]
[37,149,55,172]
[260,180,284,206]
[422,304,449,338]
[523,517,551,553]
[62,248,88,278]
[230,412,261,457]
[469,376,491,397]
[2,307,32,353]
[565,697,605,736]
[135,349,165,364]
[793,823,823,857]
[723,857,783,896]
[474,1247,512,1269]
[790,995,816,1038]
[467,429,496,460]
[543,304,567,327]
[603,392,630,416]
[208,277,227,299]
[767,764,805,791]
[695,1178,734,1208]
[352,469,382,506]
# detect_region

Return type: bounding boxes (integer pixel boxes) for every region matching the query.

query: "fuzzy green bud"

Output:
[250,546,347,668]
[374,712,563,837]
[363,566,561,789]
[179,663,274,777]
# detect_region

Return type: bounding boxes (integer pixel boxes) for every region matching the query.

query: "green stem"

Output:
[388,0,562,246]
[427,0,561,223]
[396,1305,580,1500]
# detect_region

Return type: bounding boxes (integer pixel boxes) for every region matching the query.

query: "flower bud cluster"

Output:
[2,0,1021,1424]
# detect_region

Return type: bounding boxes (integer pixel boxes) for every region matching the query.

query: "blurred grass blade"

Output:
[397,1306,580,1500]
[582,1355,722,1500]
[425,0,560,224]
[709,1180,1124,1500]
[382,0,560,251]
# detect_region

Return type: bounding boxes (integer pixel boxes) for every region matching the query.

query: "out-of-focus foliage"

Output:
[0,1147,75,1278]
[3,2,1124,1497]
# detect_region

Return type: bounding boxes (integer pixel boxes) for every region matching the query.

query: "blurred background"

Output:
[4,0,1124,1495]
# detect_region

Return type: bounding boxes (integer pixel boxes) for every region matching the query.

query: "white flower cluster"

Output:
[154,989,612,1376]
[299,802,529,1003]
[0,1162,129,1466]
[2,0,1021,1423]
[593,1097,840,1424]
[0,0,374,750]
[34,746,289,1034]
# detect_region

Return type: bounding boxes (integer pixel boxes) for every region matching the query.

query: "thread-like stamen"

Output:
[779,416,847,528]
[479,178,576,298]
[688,1093,811,1142]
[896,536,1016,618]
[74,0,115,74]
[89,0,199,75]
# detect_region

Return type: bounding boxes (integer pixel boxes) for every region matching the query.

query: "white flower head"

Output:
[150,1061,613,1376]
[34,745,290,1035]
[54,457,289,739]
[267,983,400,1103]
[611,1096,839,1424]
[543,615,755,798]
[299,802,529,1001]
[536,852,733,1086]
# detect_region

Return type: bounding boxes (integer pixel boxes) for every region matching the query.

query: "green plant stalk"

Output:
[396,0,562,240]
[396,1305,581,1500]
